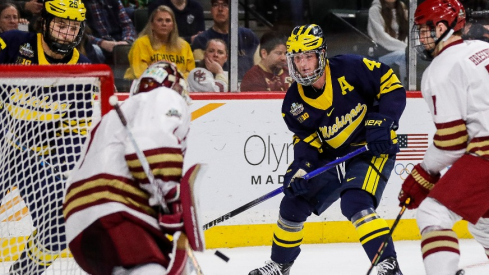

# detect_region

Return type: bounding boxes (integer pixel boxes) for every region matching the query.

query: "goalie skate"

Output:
[248,260,293,275]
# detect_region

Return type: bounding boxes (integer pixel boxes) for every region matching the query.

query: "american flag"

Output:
[397,134,429,161]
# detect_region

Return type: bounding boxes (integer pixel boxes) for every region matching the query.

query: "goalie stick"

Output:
[365,198,410,275]
[109,96,170,213]
[202,145,368,230]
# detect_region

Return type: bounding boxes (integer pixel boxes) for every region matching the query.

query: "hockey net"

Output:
[0,64,114,274]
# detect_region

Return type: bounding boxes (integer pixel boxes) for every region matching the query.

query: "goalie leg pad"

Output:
[180,164,206,252]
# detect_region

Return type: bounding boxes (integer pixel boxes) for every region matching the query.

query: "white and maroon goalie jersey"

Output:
[63,87,190,244]
[420,39,489,173]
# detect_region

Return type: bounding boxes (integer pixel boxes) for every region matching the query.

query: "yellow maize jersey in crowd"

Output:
[124,35,195,79]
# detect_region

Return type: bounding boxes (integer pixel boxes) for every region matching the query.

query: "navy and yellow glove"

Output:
[283,160,314,198]
[365,113,398,156]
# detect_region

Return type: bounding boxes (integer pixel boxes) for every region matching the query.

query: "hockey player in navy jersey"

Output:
[249,24,406,275]
[0,0,90,64]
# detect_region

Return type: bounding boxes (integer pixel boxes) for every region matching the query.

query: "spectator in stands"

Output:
[187,38,228,92]
[367,0,408,86]
[191,0,259,80]
[84,0,136,64]
[77,26,106,63]
[241,32,293,92]
[148,0,205,44]
[10,0,42,24]
[0,2,21,33]
[124,5,195,79]
[0,0,90,64]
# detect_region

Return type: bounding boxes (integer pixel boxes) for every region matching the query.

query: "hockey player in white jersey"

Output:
[398,0,489,274]
[63,61,204,275]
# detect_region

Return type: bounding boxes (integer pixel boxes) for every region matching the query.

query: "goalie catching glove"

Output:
[283,160,314,198]
[365,113,398,156]
[398,163,440,209]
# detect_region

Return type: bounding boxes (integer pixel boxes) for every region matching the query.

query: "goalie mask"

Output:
[286,24,327,86]
[130,61,191,104]
[42,0,86,55]
[411,0,466,59]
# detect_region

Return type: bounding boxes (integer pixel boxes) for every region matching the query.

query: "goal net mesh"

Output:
[0,65,113,274]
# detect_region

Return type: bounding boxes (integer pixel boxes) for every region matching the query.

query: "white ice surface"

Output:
[194,239,489,275]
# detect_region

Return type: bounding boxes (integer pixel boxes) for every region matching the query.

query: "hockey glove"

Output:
[158,185,184,234]
[283,160,314,198]
[398,163,440,209]
[365,113,397,156]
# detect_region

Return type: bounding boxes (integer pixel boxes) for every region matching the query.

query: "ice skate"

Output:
[377,257,403,275]
[455,270,465,275]
[248,260,293,275]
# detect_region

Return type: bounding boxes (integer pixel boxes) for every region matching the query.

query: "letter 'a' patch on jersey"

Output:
[0,37,6,50]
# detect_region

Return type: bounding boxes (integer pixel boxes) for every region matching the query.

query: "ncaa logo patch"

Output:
[290,102,304,116]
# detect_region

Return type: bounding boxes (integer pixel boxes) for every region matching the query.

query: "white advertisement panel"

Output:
[185,95,436,226]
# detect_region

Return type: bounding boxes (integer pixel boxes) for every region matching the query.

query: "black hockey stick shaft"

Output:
[203,146,368,230]
[366,198,411,275]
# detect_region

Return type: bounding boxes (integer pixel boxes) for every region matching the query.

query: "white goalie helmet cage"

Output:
[129,61,191,104]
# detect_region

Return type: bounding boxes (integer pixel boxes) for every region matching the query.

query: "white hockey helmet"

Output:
[130,61,190,103]
[187,68,228,93]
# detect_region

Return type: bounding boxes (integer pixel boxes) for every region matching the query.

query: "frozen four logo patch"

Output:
[290,102,304,116]
[19,43,34,58]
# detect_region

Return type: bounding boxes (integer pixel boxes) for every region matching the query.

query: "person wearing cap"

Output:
[191,0,258,80]
[0,0,90,64]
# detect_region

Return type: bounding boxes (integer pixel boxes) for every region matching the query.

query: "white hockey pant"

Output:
[418,198,489,275]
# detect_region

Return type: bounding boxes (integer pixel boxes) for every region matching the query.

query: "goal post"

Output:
[0,64,114,274]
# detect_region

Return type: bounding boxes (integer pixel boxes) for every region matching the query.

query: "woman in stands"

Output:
[124,4,195,80]
[0,2,22,33]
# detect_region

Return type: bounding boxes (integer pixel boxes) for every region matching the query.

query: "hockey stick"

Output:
[109,96,170,213]
[4,131,68,180]
[365,198,411,275]
[202,145,369,230]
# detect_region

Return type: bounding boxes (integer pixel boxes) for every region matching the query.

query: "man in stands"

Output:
[0,0,90,64]
[64,61,205,275]
[191,0,258,80]
[241,31,293,92]
[83,0,136,64]
[398,0,489,274]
